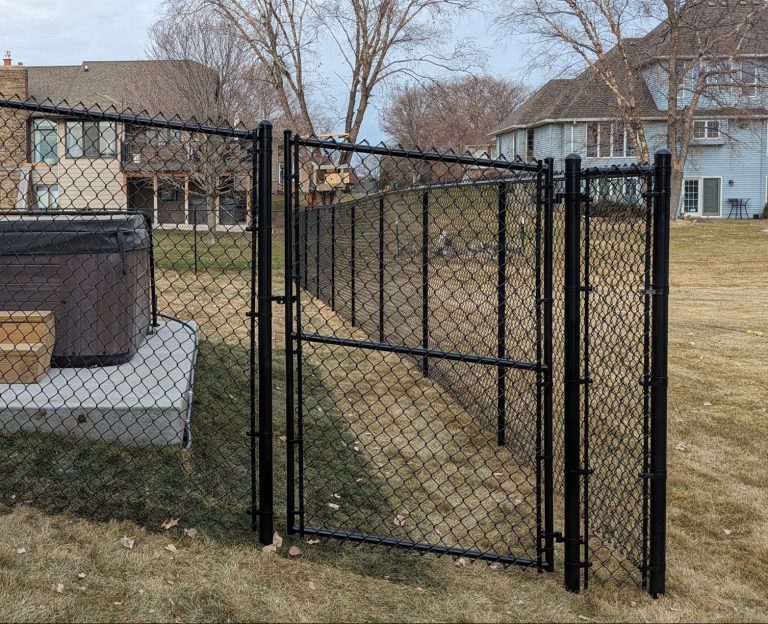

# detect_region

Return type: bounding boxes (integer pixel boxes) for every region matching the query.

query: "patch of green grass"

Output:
[153,229,285,274]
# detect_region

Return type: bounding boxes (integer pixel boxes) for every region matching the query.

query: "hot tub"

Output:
[0,214,151,367]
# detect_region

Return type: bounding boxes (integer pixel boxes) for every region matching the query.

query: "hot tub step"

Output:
[0,311,55,383]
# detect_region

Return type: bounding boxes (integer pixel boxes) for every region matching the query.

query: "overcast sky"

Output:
[0,0,541,143]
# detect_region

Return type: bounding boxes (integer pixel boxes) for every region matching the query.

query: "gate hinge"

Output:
[554,192,590,204]
[246,311,258,318]
[579,376,593,385]
[552,532,565,543]
[245,225,257,233]
[642,287,666,296]
[577,467,595,477]
[579,285,593,293]
[536,297,554,305]
[640,470,665,480]
[272,295,296,305]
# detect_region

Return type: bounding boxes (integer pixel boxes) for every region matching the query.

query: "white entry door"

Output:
[683,177,721,217]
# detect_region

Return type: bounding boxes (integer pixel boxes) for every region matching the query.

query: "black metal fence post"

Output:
[351,203,357,326]
[563,153,583,592]
[331,203,336,310]
[648,149,671,597]
[497,181,508,446]
[256,120,274,545]
[379,195,385,342]
[421,189,429,376]
[283,129,296,535]
[542,157,555,572]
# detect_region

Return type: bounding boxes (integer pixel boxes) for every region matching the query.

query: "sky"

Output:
[0,0,542,144]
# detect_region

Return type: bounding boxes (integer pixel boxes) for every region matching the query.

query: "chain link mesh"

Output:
[287,138,549,566]
[0,99,260,535]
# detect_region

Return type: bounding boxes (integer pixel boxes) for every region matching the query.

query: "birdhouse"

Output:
[312,164,351,192]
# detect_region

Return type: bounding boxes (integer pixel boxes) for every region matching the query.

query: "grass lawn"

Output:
[1,220,767,622]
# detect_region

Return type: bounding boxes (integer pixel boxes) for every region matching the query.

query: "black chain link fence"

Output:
[0,98,669,595]
[0,99,263,536]
[286,137,550,567]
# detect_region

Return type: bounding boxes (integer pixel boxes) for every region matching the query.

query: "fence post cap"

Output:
[565,153,581,162]
[654,148,671,158]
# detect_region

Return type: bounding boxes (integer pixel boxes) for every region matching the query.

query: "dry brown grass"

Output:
[1,220,768,622]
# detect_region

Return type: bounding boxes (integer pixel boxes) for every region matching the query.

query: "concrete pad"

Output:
[0,320,198,447]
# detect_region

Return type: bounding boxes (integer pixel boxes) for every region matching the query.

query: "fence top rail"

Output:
[0,98,254,138]
[291,135,546,172]
[552,163,653,179]
[298,173,544,213]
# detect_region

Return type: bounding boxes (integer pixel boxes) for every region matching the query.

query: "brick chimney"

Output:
[0,51,28,99]
[0,51,30,210]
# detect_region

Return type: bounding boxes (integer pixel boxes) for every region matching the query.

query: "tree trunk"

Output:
[206,195,217,245]
[669,167,684,220]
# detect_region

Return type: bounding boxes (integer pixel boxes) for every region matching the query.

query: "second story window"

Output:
[742,60,757,97]
[32,119,58,164]
[65,121,117,159]
[586,122,635,158]
[693,119,720,140]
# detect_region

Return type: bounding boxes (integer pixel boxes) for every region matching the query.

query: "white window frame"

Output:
[693,119,721,140]
[34,184,60,211]
[683,176,722,217]
[585,121,635,158]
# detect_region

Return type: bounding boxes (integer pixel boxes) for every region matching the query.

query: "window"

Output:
[526,128,534,159]
[65,121,117,158]
[705,60,731,90]
[32,119,58,164]
[158,183,179,202]
[693,119,720,139]
[34,184,59,211]
[586,122,635,158]
[683,179,699,213]
[742,60,757,96]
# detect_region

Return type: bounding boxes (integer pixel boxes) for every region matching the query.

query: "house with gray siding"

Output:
[491,7,768,219]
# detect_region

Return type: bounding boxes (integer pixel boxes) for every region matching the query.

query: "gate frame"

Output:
[257,133,671,595]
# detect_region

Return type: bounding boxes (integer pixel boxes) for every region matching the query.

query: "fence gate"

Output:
[280,135,555,569]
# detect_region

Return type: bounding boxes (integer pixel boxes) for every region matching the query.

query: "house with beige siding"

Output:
[0,53,280,228]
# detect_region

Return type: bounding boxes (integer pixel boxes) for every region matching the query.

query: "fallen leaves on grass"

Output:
[455,557,468,568]
[15,547,25,555]
[288,546,302,557]
[54,583,64,594]
[161,518,180,531]
[183,528,198,539]
[723,529,733,536]
[307,539,320,545]
[165,544,178,553]
[675,442,687,452]
[119,537,136,550]
[328,503,340,511]
[394,514,408,527]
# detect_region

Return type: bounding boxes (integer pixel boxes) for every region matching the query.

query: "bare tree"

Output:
[381,74,529,152]
[173,0,480,144]
[496,0,768,214]
[143,7,283,241]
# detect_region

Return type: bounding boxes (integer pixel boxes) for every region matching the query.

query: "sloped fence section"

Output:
[0,98,669,596]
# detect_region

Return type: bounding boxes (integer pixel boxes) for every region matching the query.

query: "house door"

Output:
[683,178,721,216]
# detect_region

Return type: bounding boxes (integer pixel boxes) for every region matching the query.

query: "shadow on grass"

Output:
[0,340,437,584]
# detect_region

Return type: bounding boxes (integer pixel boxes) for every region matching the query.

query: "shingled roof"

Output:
[492,41,659,134]
[26,60,215,117]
